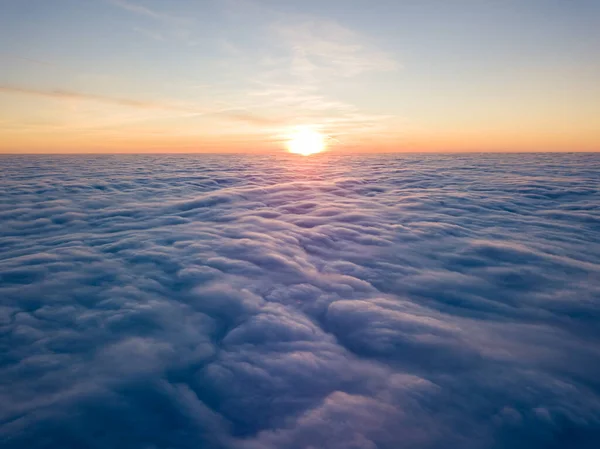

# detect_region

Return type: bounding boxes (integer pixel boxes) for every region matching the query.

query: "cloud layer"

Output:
[1,153,600,448]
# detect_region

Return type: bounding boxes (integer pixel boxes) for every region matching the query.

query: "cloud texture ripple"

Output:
[1,153,600,448]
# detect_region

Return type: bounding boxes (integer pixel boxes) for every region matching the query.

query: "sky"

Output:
[0,0,599,153]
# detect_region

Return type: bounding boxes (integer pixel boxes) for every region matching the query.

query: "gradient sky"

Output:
[1,0,599,153]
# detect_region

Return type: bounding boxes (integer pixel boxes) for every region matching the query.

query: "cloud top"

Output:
[1,153,600,448]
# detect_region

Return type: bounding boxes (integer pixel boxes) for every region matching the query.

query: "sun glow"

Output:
[286,129,326,156]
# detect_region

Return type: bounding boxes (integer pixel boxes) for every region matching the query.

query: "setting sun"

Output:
[286,129,326,156]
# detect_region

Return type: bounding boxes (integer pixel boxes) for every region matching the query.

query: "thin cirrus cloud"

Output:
[0,85,291,130]
[108,0,188,24]
[270,19,398,81]
[0,10,400,149]
[0,85,203,112]
[228,16,401,139]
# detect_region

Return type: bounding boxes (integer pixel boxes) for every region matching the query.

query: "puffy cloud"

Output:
[1,153,600,448]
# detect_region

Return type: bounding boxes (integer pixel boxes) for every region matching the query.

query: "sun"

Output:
[286,128,326,156]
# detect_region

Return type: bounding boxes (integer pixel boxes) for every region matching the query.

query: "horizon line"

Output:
[1,150,599,156]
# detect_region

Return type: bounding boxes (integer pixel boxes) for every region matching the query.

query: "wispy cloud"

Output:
[0,85,286,130]
[246,85,357,112]
[2,2,402,148]
[107,0,193,42]
[234,80,399,142]
[0,52,56,67]
[270,19,398,81]
[221,109,285,126]
[0,85,201,112]
[108,0,184,23]
[210,8,402,142]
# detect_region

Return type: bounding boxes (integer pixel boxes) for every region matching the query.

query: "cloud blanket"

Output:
[1,153,600,448]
